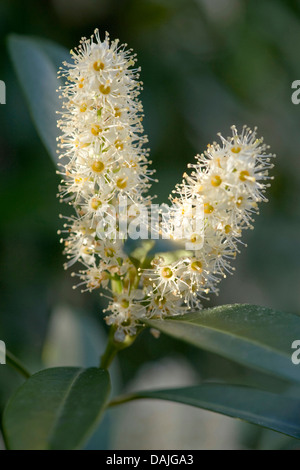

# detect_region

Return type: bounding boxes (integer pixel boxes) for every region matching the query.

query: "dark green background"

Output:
[0,0,300,449]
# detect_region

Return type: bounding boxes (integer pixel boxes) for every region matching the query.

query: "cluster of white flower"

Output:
[57,31,274,341]
[152,126,275,310]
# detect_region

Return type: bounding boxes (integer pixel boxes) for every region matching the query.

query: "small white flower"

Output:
[104,290,146,341]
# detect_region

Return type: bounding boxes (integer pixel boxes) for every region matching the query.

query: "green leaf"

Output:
[3,367,111,450]
[7,34,68,163]
[111,383,300,439]
[145,304,300,383]
[42,306,120,450]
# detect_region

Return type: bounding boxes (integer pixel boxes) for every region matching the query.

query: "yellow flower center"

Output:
[91,125,102,136]
[190,234,200,244]
[236,196,243,207]
[116,177,128,189]
[211,175,222,187]
[91,198,102,210]
[239,170,250,182]
[93,61,105,71]
[115,139,124,150]
[154,296,167,308]
[120,299,130,309]
[190,261,203,273]
[91,160,105,173]
[161,267,173,279]
[104,247,115,258]
[204,203,214,214]
[99,84,111,95]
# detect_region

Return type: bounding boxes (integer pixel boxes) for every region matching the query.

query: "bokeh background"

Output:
[0,0,300,450]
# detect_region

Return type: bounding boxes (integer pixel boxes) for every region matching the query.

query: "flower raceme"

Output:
[57,30,275,341]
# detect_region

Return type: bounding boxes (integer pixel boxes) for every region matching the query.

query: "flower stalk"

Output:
[6,350,31,380]
[100,326,141,370]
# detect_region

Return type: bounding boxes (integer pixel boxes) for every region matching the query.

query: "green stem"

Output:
[108,393,138,408]
[6,350,31,379]
[100,335,119,370]
[100,264,145,369]
[100,327,143,370]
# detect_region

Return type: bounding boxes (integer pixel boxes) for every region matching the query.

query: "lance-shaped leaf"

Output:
[145,304,300,383]
[110,383,300,439]
[3,367,111,450]
[8,35,68,163]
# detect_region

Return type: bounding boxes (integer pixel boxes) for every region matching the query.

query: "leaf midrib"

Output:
[47,368,84,449]
[147,317,292,362]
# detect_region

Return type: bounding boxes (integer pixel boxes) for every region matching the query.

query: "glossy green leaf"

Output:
[3,367,111,450]
[145,304,300,383]
[7,35,68,162]
[111,383,300,439]
[42,306,121,450]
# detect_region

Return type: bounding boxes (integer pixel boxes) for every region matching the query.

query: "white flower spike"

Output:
[57,31,275,341]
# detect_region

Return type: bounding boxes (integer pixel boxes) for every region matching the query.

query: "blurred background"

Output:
[0,0,300,450]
